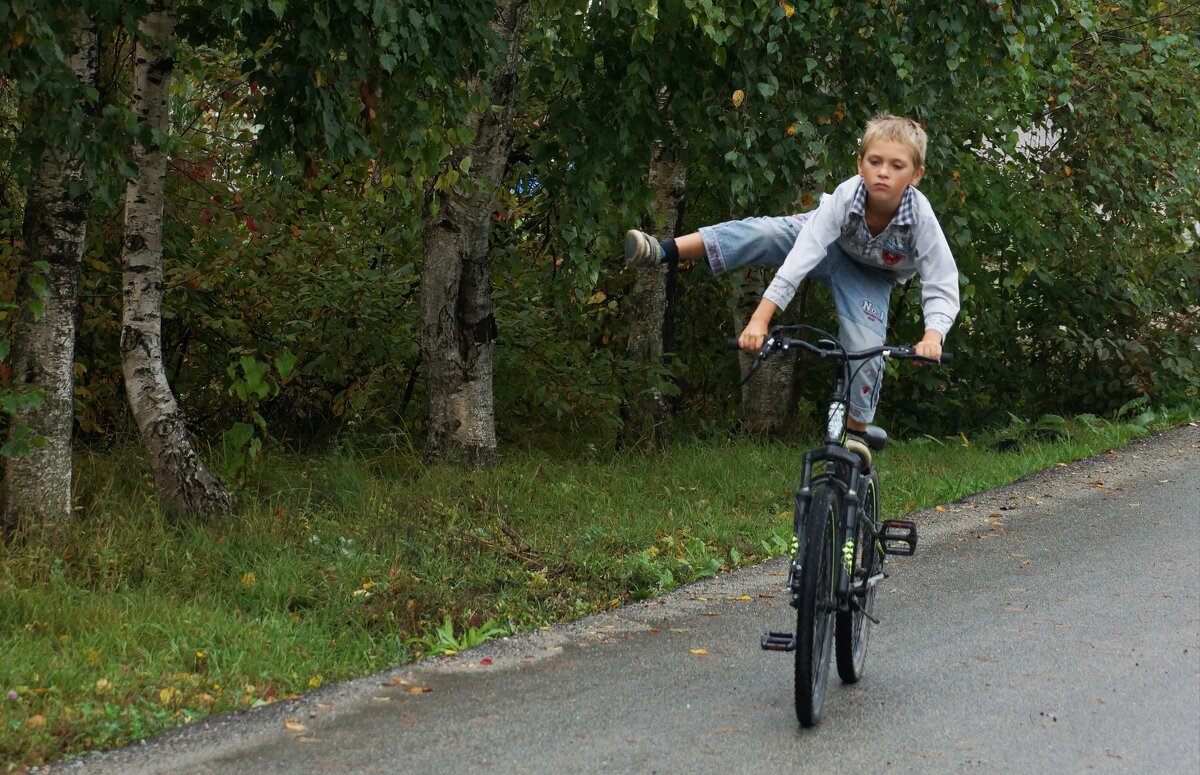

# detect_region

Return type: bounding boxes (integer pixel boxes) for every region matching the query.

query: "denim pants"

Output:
[699,215,895,424]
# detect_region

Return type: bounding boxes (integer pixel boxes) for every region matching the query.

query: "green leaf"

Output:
[222,422,255,450]
[26,274,50,299]
[275,350,297,381]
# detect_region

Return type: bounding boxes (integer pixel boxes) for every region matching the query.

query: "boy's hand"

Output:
[913,330,943,364]
[739,299,778,352]
[739,319,769,352]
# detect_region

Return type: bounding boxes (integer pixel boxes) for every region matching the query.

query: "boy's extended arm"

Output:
[913,200,960,342]
[762,180,855,311]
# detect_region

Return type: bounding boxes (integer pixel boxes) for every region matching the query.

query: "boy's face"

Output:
[857,140,924,213]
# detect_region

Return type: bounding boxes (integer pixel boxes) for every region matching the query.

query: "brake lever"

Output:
[735,336,776,387]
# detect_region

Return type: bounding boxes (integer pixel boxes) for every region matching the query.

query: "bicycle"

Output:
[734,324,950,727]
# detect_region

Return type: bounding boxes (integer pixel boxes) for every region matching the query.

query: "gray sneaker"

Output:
[845,431,872,466]
[624,229,662,269]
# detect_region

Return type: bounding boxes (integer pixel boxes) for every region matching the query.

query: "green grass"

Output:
[1,404,1195,769]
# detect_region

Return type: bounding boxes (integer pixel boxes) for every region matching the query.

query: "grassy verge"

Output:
[1,405,1195,769]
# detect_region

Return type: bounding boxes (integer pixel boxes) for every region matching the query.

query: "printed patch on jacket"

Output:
[881,236,908,265]
[861,299,884,325]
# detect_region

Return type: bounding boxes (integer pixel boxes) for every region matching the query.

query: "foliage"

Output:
[2,0,1196,458]
[405,614,509,657]
[899,0,1200,428]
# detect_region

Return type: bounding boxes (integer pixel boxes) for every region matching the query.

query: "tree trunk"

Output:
[738,275,808,437]
[419,0,526,465]
[1,13,97,533]
[120,0,231,516]
[622,87,686,447]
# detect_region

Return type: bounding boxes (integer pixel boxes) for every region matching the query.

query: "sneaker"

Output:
[624,229,662,269]
[845,430,872,466]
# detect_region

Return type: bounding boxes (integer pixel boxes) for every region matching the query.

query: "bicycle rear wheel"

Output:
[836,468,881,683]
[795,485,837,727]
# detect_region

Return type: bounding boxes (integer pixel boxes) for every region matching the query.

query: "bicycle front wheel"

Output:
[836,468,881,683]
[795,485,837,727]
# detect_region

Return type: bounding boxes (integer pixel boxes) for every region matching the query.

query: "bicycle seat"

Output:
[863,425,888,452]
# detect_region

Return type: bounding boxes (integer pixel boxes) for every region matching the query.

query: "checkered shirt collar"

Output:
[849,178,918,227]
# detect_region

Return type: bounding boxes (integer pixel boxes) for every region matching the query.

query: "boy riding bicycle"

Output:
[625,114,960,461]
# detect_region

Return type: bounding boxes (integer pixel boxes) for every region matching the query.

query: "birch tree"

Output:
[1,12,97,531]
[622,86,684,446]
[120,0,231,516]
[420,0,527,465]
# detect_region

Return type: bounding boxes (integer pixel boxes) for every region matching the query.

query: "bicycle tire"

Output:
[795,485,837,727]
[836,468,882,683]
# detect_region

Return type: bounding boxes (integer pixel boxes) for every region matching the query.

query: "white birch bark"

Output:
[420,0,526,465]
[120,0,231,516]
[2,13,97,531]
[622,86,685,446]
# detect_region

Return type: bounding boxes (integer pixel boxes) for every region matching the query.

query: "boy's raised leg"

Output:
[625,231,705,269]
[624,229,662,268]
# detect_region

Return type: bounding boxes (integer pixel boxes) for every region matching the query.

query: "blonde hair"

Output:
[859,114,926,170]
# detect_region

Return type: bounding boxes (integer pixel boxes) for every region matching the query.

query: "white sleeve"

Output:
[912,201,960,339]
[762,179,856,310]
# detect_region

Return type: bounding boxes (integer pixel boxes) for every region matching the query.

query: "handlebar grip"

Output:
[726,338,741,351]
[939,351,954,363]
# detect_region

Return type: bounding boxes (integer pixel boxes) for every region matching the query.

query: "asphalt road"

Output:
[54,425,1200,775]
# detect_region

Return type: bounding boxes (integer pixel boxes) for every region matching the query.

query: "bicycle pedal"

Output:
[761,631,796,652]
[880,519,918,556]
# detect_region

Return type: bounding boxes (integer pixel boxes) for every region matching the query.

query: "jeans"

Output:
[699,215,895,424]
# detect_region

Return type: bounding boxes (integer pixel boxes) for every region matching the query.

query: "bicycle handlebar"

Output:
[725,334,954,364]
[728,326,953,388]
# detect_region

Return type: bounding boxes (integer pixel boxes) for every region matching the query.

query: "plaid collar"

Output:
[849,178,918,227]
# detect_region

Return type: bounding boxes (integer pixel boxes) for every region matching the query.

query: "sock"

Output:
[660,238,679,265]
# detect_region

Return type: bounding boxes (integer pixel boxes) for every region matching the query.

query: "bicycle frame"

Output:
[750,325,943,725]
[787,338,874,610]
